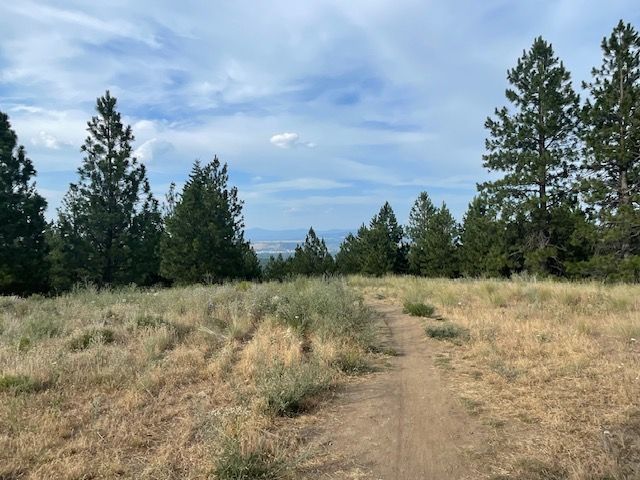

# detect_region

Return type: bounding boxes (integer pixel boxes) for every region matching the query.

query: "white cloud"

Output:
[269,132,315,149]
[133,138,174,163]
[31,131,66,150]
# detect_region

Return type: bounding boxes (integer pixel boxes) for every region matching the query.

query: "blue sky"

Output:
[1,1,639,230]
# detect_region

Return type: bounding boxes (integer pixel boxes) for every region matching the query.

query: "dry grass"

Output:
[350,275,640,479]
[0,279,378,479]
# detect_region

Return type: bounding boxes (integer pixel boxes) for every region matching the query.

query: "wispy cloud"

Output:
[1,0,638,229]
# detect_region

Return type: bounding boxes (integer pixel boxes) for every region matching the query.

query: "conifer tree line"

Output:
[1,20,640,295]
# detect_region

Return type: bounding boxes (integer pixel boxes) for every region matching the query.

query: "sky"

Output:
[1,1,639,231]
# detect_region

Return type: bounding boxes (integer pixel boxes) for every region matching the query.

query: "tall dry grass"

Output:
[351,275,640,479]
[0,278,378,479]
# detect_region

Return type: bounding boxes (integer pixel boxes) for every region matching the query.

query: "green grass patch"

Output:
[0,374,44,394]
[214,440,284,480]
[403,301,436,317]
[425,322,469,341]
[68,328,115,351]
[257,361,332,416]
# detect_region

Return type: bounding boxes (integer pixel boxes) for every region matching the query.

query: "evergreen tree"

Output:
[458,195,509,277]
[263,254,291,281]
[582,20,640,279]
[360,202,405,276]
[406,192,437,274]
[335,230,366,274]
[289,227,334,275]
[481,37,581,275]
[161,157,258,284]
[410,202,459,277]
[51,91,162,289]
[0,111,49,294]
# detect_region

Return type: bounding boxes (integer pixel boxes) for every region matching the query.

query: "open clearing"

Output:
[1,277,639,479]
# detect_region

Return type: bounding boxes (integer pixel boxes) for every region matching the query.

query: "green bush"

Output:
[425,322,468,341]
[257,361,332,416]
[403,301,436,317]
[68,328,115,351]
[214,440,283,480]
[0,374,43,394]
[135,313,167,328]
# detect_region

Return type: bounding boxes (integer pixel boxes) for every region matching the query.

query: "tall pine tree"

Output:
[481,37,581,275]
[51,91,162,289]
[582,20,640,280]
[406,192,437,274]
[289,227,334,275]
[161,157,259,284]
[458,195,509,277]
[0,111,49,294]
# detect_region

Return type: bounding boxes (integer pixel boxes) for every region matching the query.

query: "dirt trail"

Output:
[308,300,484,479]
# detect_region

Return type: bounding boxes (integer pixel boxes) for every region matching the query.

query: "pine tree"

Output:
[458,195,509,277]
[410,202,459,277]
[290,227,334,275]
[582,20,640,279]
[51,91,162,289]
[0,111,49,294]
[161,157,258,284]
[360,202,405,276]
[264,253,291,281]
[335,230,366,274]
[481,37,581,275]
[406,192,437,274]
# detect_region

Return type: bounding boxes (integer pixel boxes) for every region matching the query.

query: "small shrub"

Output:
[17,336,31,352]
[23,315,63,339]
[135,313,167,328]
[0,374,43,394]
[332,349,370,374]
[214,439,283,480]
[257,361,332,416]
[426,322,469,341]
[68,328,115,351]
[403,301,436,317]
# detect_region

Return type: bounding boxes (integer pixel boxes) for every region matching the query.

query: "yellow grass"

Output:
[0,279,377,479]
[350,275,640,479]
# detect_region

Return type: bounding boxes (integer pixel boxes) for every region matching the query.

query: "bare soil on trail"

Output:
[304,300,486,479]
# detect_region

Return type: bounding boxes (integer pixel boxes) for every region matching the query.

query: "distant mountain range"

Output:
[246,228,353,257]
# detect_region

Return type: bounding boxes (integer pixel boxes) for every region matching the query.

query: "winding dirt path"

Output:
[307,300,485,479]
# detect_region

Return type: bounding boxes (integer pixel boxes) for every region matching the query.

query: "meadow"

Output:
[352,276,640,479]
[0,279,378,479]
[1,276,639,479]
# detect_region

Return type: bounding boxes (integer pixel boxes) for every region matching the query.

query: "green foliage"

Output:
[481,37,581,276]
[403,301,436,317]
[336,202,406,276]
[0,110,49,295]
[425,322,469,341]
[161,157,259,284]
[257,360,332,416]
[263,254,291,281]
[289,227,334,276]
[459,195,511,277]
[0,374,43,394]
[582,20,640,268]
[135,313,167,328]
[408,198,459,277]
[50,91,163,290]
[68,328,115,351]
[214,440,283,480]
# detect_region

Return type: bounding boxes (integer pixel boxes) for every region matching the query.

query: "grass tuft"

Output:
[68,327,115,351]
[403,301,436,317]
[258,361,332,416]
[0,374,44,394]
[214,440,283,480]
[425,322,469,341]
